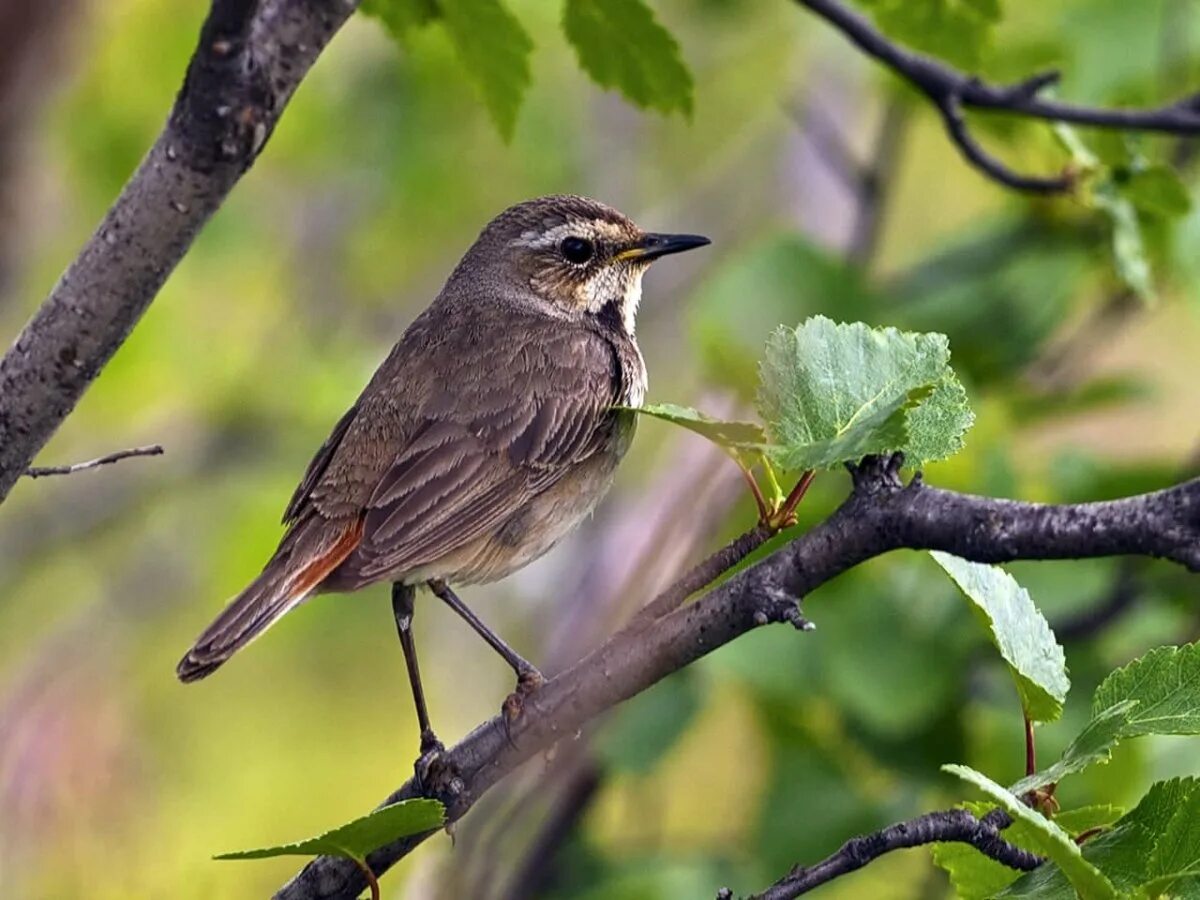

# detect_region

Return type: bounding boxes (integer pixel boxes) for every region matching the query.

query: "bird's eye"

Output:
[560,236,594,264]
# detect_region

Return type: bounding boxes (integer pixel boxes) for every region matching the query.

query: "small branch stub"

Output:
[24,444,164,478]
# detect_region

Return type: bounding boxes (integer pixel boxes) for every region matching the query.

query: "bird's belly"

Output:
[403,427,628,588]
[431,445,627,586]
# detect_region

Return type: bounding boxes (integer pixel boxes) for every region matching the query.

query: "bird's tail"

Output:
[176,517,363,683]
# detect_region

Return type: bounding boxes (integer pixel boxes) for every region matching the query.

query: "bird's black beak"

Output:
[618,232,711,262]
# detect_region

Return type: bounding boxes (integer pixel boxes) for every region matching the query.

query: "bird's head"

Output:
[450,195,710,335]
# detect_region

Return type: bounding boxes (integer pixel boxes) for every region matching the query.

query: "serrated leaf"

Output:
[622,402,766,459]
[439,0,533,140]
[999,779,1200,898]
[904,371,975,465]
[1010,700,1138,794]
[1124,165,1192,219]
[563,0,693,115]
[1093,642,1200,737]
[944,764,1119,900]
[215,799,444,862]
[756,317,960,472]
[360,0,440,37]
[930,553,1069,723]
[1143,782,1200,897]
[932,803,1125,900]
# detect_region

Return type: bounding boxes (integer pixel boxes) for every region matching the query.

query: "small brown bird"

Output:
[177,195,709,752]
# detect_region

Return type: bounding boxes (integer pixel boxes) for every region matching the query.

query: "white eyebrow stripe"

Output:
[511,220,635,250]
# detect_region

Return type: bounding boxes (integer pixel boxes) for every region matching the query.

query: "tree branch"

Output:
[23,444,164,478]
[275,457,1200,899]
[0,0,359,505]
[736,807,1041,900]
[794,0,1200,191]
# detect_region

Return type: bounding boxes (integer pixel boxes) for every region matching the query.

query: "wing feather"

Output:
[345,325,621,583]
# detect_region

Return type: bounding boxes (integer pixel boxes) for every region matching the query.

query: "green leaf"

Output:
[853,0,1003,69]
[439,0,533,140]
[756,317,968,472]
[562,0,693,115]
[1124,165,1192,219]
[933,804,1124,900]
[903,371,975,466]
[1054,805,1126,836]
[999,779,1199,898]
[943,765,1119,900]
[359,0,440,37]
[1010,700,1138,794]
[1093,642,1200,737]
[1008,643,1200,820]
[622,402,766,460]
[930,552,1069,723]
[1143,783,1200,897]
[215,799,445,862]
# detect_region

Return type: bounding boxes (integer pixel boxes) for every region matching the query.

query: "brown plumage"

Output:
[176,196,708,737]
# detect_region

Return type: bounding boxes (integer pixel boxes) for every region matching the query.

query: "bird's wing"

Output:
[282,404,359,525]
[332,318,623,583]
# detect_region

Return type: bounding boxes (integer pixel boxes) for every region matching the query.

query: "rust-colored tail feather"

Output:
[176,518,363,683]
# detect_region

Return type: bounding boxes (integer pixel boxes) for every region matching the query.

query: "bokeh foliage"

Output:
[1,0,1199,898]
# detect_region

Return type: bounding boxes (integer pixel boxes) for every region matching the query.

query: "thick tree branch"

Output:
[737,807,1041,900]
[23,444,164,478]
[275,458,1200,899]
[794,0,1200,191]
[0,0,358,505]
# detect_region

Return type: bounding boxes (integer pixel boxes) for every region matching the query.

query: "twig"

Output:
[23,444,164,479]
[0,0,359,505]
[630,522,776,626]
[275,458,1200,899]
[794,0,1200,191]
[776,470,816,526]
[740,807,1042,900]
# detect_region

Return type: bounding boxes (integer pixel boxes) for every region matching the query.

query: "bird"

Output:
[175,195,710,756]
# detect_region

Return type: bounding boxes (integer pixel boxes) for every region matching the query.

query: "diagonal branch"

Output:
[737,807,1041,900]
[0,0,360,505]
[794,0,1200,191]
[275,457,1200,900]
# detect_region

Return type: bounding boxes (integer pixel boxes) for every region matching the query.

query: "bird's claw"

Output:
[501,666,545,748]
[413,731,452,795]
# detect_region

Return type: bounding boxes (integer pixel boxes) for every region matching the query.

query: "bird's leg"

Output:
[391,583,444,767]
[426,579,545,734]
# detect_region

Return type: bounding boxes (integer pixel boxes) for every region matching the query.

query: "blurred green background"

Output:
[1,1,1198,897]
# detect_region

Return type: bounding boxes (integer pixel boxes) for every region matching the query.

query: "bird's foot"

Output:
[501,666,546,749]
[413,729,454,795]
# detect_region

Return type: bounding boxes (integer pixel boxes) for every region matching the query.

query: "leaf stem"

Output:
[738,459,772,523]
[349,856,380,900]
[776,470,817,527]
[1024,715,1036,778]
